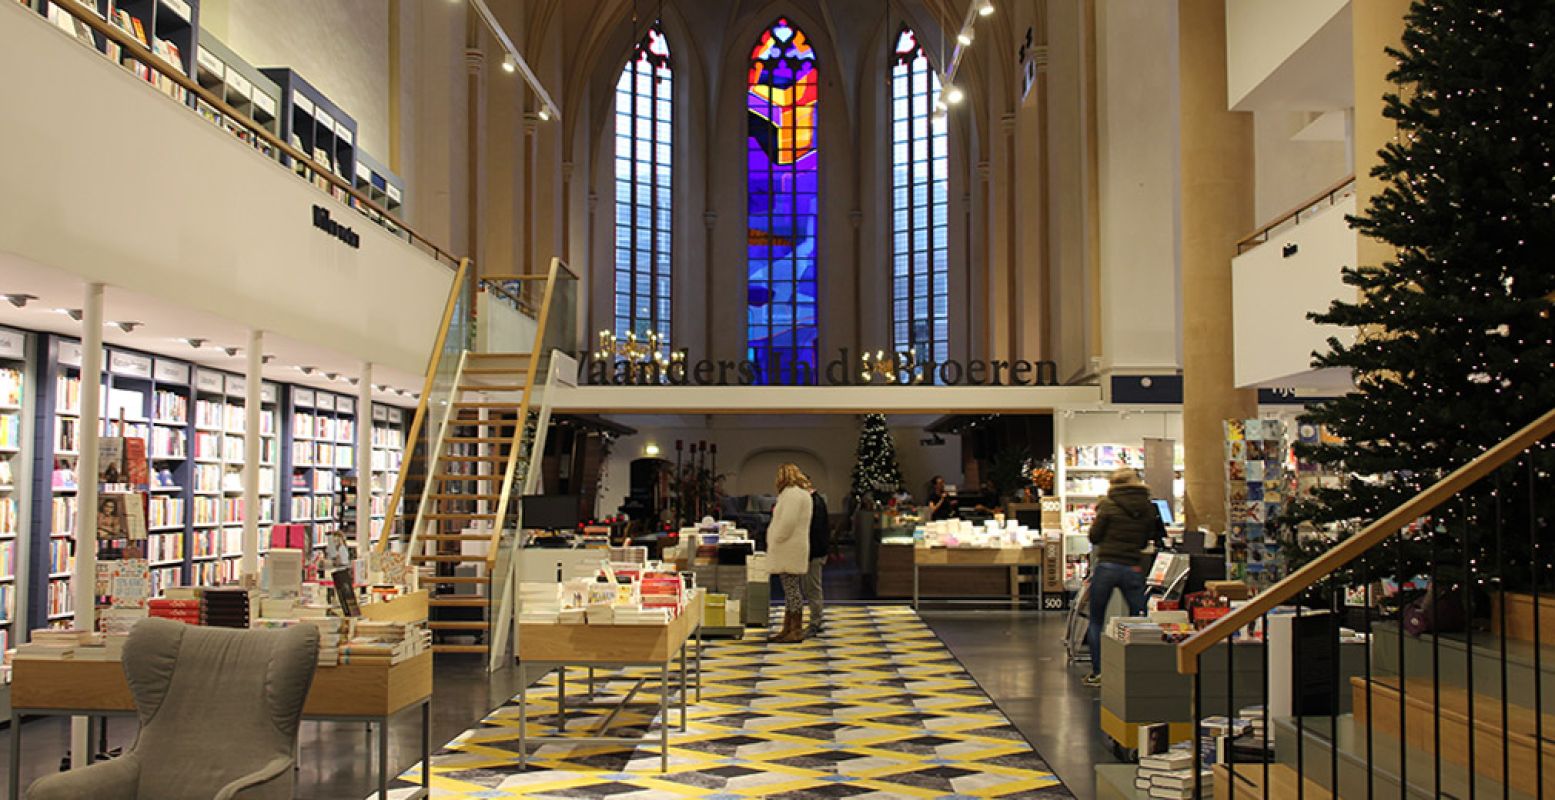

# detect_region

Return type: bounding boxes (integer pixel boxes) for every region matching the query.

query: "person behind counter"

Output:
[1081,467,1166,687]
[925,475,955,521]
[767,463,816,643]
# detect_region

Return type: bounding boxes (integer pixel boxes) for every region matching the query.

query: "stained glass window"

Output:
[746,18,819,384]
[891,27,949,376]
[614,23,672,345]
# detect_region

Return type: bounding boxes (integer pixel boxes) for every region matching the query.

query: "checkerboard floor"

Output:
[376,606,1074,799]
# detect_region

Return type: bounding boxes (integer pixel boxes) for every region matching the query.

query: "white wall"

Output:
[1253,110,1351,224]
[200,0,392,160]
[1232,196,1357,388]
[1226,0,1351,110]
[594,417,964,519]
[0,7,450,377]
[475,292,539,354]
[1096,0,1182,374]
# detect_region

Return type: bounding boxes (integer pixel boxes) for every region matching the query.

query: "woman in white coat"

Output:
[767,463,815,643]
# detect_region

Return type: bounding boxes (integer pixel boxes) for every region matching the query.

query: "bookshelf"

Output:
[193,30,280,159]
[188,370,279,585]
[259,68,358,205]
[352,150,406,232]
[369,404,406,546]
[146,356,191,596]
[0,328,33,654]
[39,0,199,105]
[281,388,355,550]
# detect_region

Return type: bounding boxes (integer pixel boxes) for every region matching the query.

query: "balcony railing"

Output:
[1236,175,1357,255]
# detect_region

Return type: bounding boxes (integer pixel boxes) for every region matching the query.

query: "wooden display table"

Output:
[515,589,704,772]
[8,651,433,800]
[908,545,1045,609]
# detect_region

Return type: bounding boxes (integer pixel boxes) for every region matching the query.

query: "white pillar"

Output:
[356,362,373,556]
[70,282,104,769]
[241,330,262,579]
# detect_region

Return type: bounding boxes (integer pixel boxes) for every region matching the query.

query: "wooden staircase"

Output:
[414,353,538,654]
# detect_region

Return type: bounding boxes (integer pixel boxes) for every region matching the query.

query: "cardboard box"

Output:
[1204,580,1249,601]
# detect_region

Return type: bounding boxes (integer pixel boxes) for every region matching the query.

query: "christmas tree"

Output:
[1291,0,1555,589]
[850,414,903,505]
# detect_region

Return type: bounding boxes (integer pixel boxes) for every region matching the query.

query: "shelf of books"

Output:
[368,404,406,546]
[258,68,358,206]
[188,369,280,586]
[193,29,280,159]
[281,388,355,551]
[353,150,406,235]
[36,0,198,106]
[0,328,33,653]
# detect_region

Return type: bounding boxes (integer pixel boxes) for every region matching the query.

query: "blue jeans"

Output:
[1088,560,1148,676]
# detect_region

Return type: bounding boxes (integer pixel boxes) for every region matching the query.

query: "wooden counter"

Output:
[517,589,704,664]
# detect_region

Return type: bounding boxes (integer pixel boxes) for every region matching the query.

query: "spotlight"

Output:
[324,372,339,381]
[298,366,315,375]
[183,337,206,349]
[978,1,994,16]
[55,308,83,322]
[223,347,240,357]
[537,107,552,121]
[957,31,973,46]
[107,321,141,334]
[262,354,276,364]
[946,86,965,104]
[347,377,360,386]
[502,54,516,73]
[1,293,36,308]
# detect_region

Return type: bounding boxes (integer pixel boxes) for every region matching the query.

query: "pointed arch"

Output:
[613,22,674,344]
[745,16,820,383]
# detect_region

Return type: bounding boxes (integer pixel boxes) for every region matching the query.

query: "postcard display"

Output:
[1223,419,1295,584]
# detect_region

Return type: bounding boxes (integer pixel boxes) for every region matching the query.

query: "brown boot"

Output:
[769,609,795,643]
[773,610,804,643]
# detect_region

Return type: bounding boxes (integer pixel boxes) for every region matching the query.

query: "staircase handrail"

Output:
[1176,406,1555,674]
[399,351,469,575]
[375,259,472,552]
[486,257,575,567]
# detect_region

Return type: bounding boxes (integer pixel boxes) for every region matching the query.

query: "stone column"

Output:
[1351,0,1412,271]
[1178,0,1256,532]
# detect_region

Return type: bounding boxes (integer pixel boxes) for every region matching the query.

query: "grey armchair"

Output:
[28,618,319,800]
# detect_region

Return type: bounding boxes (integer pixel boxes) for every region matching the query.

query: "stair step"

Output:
[440,455,511,462]
[1215,763,1332,800]
[428,493,502,501]
[1372,620,1555,715]
[422,575,490,584]
[429,621,489,631]
[1354,675,1555,796]
[432,473,506,482]
[1274,710,1540,798]
[444,437,513,445]
[467,352,533,360]
[422,512,495,520]
[453,402,522,410]
[433,644,490,654]
[412,554,487,563]
[429,597,490,608]
[458,384,528,392]
[422,534,498,542]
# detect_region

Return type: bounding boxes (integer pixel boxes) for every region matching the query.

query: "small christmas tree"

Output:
[850,414,903,505]
[1291,0,1555,590]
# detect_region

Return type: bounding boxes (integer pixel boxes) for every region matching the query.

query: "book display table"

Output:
[8,651,433,800]
[515,589,704,773]
[910,545,1046,610]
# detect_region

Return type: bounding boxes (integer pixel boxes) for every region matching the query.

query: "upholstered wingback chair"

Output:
[28,618,319,800]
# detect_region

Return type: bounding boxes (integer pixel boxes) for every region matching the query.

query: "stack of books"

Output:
[1241,705,1270,744]
[74,634,128,661]
[612,607,672,626]
[1110,618,1162,642]
[585,603,614,624]
[1135,747,1207,798]
[639,574,683,613]
[202,588,253,629]
[339,620,427,665]
[255,614,342,666]
[14,628,96,660]
[518,583,561,624]
[148,597,201,625]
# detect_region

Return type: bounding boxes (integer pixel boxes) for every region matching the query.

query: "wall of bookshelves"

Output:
[189,369,281,585]
[194,29,279,159]
[38,0,198,106]
[281,388,356,552]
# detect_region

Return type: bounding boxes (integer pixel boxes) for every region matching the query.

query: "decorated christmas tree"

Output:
[850,413,903,505]
[1291,0,1555,589]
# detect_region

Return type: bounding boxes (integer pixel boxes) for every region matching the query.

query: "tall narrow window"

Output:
[747,18,819,384]
[614,24,672,345]
[891,27,949,374]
